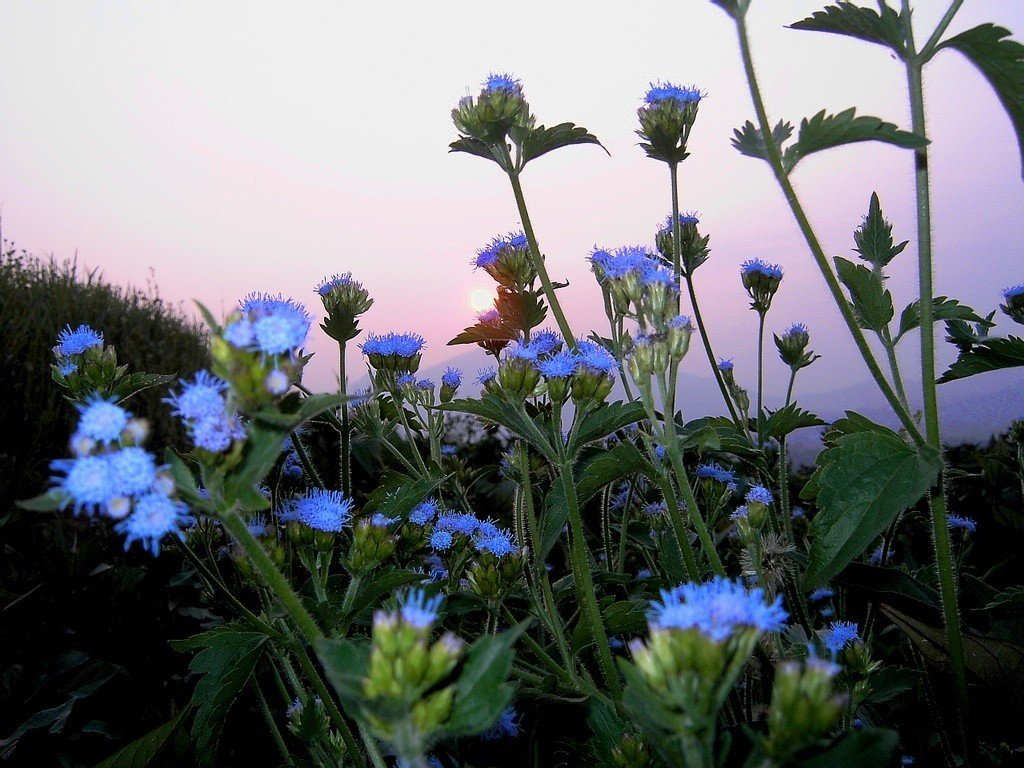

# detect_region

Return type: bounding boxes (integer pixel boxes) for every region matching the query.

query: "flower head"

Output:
[108,446,158,497]
[409,499,440,526]
[56,324,104,356]
[282,489,354,532]
[442,367,462,388]
[645,81,702,108]
[361,332,425,358]
[821,621,860,655]
[536,350,579,379]
[436,511,481,536]
[947,514,977,533]
[717,358,734,371]
[429,530,454,552]
[316,273,356,296]
[575,340,617,373]
[398,588,443,629]
[474,527,518,558]
[50,455,117,516]
[695,463,736,485]
[648,577,788,641]
[477,367,497,386]
[482,706,520,740]
[745,484,774,506]
[117,493,191,555]
[741,259,784,280]
[76,396,130,445]
[230,294,311,355]
[483,72,522,95]
[165,371,228,422]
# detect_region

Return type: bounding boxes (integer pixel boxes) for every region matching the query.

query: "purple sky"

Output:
[2,1,1022,406]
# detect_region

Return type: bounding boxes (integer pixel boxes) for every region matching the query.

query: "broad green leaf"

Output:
[730,119,794,163]
[448,137,504,168]
[938,24,1024,176]
[519,122,607,166]
[790,2,905,57]
[761,402,826,440]
[317,637,371,709]
[298,392,351,422]
[362,476,444,519]
[92,711,187,768]
[853,192,907,268]
[223,423,288,506]
[783,108,926,171]
[894,296,993,344]
[112,372,176,403]
[440,396,554,458]
[439,623,526,738]
[447,321,519,347]
[164,448,204,504]
[571,599,645,653]
[792,728,898,768]
[171,626,268,761]
[803,427,941,587]
[15,489,68,512]
[834,256,894,332]
[566,400,645,454]
[938,335,1024,383]
[834,563,940,617]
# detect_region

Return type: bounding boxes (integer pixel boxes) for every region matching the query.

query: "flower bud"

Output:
[452,73,533,145]
[656,213,710,275]
[317,273,373,343]
[637,82,702,165]
[439,367,462,403]
[1001,284,1024,325]
[666,315,693,359]
[763,659,845,760]
[741,259,784,313]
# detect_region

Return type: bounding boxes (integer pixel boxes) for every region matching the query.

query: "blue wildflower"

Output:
[660,212,699,233]
[165,371,228,422]
[264,369,290,395]
[223,318,255,347]
[56,324,104,355]
[477,367,497,385]
[639,264,676,289]
[947,514,977,533]
[483,72,522,95]
[316,273,355,296]
[508,341,541,362]
[730,505,749,521]
[251,300,311,355]
[529,329,562,355]
[482,706,520,740]
[370,513,398,528]
[536,350,579,379]
[1004,284,1024,299]
[424,554,449,581]
[441,367,462,388]
[648,577,788,641]
[436,511,480,536]
[637,568,653,580]
[667,315,693,331]
[76,396,129,445]
[695,463,736,484]
[191,412,244,453]
[397,373,417,388]
[50,455,117,516]
[717,358,734,371]
[783,322,808,338]
[440,444,458,457]
[809,587,834,602]
[476,231,528,268]
[475,528,518,557]
[247,514,270,537]
[362,332,426,358]
[575,340,617,373]
[117,493,191,555]
[57,360,78,376]
[429,530,454,552]
[282,489,353,532]
[790,506,805,520]
[108,446,158,496]
[740,259,784,280]
[409,499,440,526]
[821,621,860,655]
[643,501,668,517]
[645,81,702,107]
[745,484,773,506]
[398,589,443,629]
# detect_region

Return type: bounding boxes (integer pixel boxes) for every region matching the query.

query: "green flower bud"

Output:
[452,74,533,145]
[741,259,784,314]
[656,214,710,276]
[637,83,702,165]
[764,659,845,760]
[666,316,694,360]
[498,357,541,401]
[1000,285,1024,325]
[317,274,373,343]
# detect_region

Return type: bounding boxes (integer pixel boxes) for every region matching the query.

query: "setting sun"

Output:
[469,287,495,313]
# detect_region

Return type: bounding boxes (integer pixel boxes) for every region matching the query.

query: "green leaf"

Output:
[439,623,526,739]
[853,192,907,268]
[440,396,554,458]
[348,569,428,619]
[223,423,287,507]
[447,321,520,347]
[894,296,993,344]
[519,122,607,166]
[317,637,371,710]
[571,599,645,653]
[938,335,1024,383]
[792,728,898,768]
[789,2,905,57]
[298,392,351,422]
[171,627,268,762]
[803,426,941,587]
[834,256,894,331]
[834,563,940,617]
[761,402,826,440]
[566,401,645,455]
[111,372,176,404]
[92,711,187,768]
[362,476,444,520]
[730,119,794,163]
[448,137,504,168]
[938,24,1024,176]
[193,301,222,334]
[783,108,926,171]
[15,489,68,512]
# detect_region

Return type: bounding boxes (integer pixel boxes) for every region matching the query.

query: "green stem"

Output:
[920,0,966,62]
[558,462,621,698]
[253,679,294,766]
[880,326,912,410]
[394,397,430,476]
[340,341,351,496]
[222,509,323,641]
[732,17,925,448]
[502,148,576,346]
[669,162,683,301]
[685,275,743,427]
[756,311,766,449]
[292,430,325,489]
[778,368,798,542]
[901,4,969,747]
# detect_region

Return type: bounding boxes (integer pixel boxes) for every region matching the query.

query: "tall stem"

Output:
[778,368,798,542]
[503,148,576,346]
[756,311,766,449]
[558,463,621,698]
[669,163,683,300]
[686,275,743,427]
[339,341,351,496]
[901,1,970,747]
[732,18,925,447]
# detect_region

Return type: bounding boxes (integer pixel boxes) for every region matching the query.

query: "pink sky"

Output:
[2,0,1022,401]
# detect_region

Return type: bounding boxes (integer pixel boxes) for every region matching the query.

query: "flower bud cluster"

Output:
[775,322,819,371]
[656,213,710,276]
[740,259,784,314]
[361,332,425,390]
[636,82,702,164]
[452,73,533,146]
[317,273,373,343]
[165,371,247,454]
[1001,284,1024,325]
[763,658,845,760]
[49,397,190,555]
[475,232,536,288]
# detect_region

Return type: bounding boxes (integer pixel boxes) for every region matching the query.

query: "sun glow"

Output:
[469,287,495,313]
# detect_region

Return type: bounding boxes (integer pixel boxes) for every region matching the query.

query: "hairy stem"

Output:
[339,341,351,496]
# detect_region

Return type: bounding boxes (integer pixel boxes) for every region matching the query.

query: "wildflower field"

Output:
[4,1,1024,767]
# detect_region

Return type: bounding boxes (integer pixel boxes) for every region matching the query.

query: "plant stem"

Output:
[254,679,294,766]
[339,341,351,496]
[732,17,925,447]
[669,162,683,301]
[558,462,621,698]
[502,146,576,346]
[686,275,743,427]
[920,0,966,62]
[756,311,766,449]
[881,327,912,410]
[778,368,798,542]
[901,3,970,748]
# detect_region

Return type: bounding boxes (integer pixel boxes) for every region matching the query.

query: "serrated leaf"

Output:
[730,119,794,163]
[92,711,186,768]
[566,401,645,455]
[439,396,554,458]
[447,322,519,347]
[448,137,504,167]
[439,623,525,738]
[761,402,826,440]
[894,296,992,344]
[938,335,1024,383]
[790,2,905,57]
[803,427,941,587]
[834,256,894,331]
[362,477,444,520]
[784,108,926,171]
[171,627,268,762]
[853,192,907,268]
[938,24,1024,177]
[317,637,371,708]
[519,122,607,166]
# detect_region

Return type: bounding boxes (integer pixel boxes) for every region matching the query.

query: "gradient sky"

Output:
[2,1,1022,404]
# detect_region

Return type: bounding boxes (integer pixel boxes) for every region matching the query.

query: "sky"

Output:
[2,0,1023,415]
